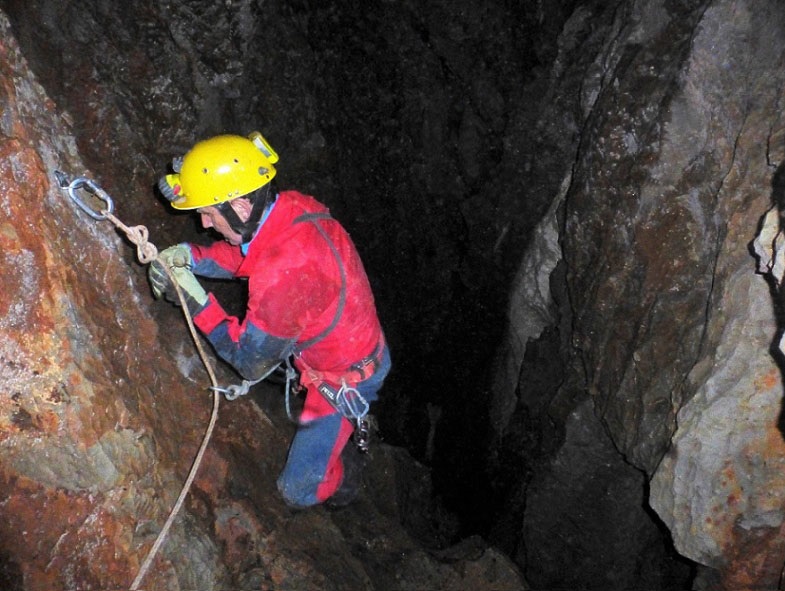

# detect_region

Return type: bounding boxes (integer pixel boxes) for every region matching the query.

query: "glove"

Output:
[149,245,208,312]
[149,262,209,312]
[159,243,193,269]
[149,244,192,300]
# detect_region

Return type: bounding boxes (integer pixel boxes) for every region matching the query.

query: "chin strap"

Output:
[217,183,275,243]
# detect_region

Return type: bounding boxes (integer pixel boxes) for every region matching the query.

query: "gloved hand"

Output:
[149,244,191,300]
[148,245,208,312]
[147,244,193,302]
[159,243,193,270]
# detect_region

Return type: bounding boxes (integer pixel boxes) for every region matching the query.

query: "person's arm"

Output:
[192,254,340,380]
[193,295,296,380]
[189,241,244,279]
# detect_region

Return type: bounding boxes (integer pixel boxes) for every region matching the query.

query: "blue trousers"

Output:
[277,345,391,507]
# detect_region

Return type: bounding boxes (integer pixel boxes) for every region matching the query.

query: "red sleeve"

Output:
[190,241,244,275]
[193,293,228,335]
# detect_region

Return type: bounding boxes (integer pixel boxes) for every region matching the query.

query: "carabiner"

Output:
[55,171,115,221]
[209,383,249,401]
[355,418,370,453]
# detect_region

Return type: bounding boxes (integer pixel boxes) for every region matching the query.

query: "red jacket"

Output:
[190,190,383,376]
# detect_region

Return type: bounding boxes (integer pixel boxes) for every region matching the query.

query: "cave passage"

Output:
[9,1,770,589]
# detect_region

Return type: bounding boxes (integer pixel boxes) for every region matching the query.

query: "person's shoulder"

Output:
[277,190,328,214]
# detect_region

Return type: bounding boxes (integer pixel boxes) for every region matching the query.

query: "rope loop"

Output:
[103,211,159,264]
[210,382,251,401]
[127,224,158,264]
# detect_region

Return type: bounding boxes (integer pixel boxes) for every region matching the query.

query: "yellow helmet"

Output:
[160,131,279,210]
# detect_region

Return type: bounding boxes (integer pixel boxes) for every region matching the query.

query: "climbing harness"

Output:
[295,337,385,454]
[289,212,376,452]
[207,209,379,451]
[55,171,221,591]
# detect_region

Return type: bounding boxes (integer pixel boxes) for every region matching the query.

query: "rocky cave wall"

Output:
[5,0,785,590]
[0,3,529,591]
[491,1,785,590]
[0,0,573,536]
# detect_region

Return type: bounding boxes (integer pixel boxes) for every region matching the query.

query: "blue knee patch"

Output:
[277,412,344,506]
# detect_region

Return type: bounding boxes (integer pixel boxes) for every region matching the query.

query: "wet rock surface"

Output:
[0,7,526,591]
[5,0,785,590]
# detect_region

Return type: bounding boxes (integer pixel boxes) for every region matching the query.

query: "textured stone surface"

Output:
[490,175,568,433]
[0,8,527,591]
[491,0,785,589]
[10,0,785,589]
[563,0,719,475]
[644,2,785,587]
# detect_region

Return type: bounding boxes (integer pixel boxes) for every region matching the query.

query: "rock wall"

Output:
[0,8,527,591]
[0,11,224,587]
[9,0,785,588]
[649,0,785,579]
[493,0,785,588]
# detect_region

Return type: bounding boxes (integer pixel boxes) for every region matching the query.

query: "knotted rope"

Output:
[104,212,159,264]
[102,210,221,591]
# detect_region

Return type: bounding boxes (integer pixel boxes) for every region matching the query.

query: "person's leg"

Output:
[326,346,392,505]
[355,344,391,403]
[277,345,392,507]
[276,385,353,507]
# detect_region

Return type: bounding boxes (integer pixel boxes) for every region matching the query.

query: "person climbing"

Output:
[148,131,390,508]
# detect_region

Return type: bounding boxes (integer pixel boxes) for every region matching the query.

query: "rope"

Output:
[103,210,222,590]
[104,211,159,264]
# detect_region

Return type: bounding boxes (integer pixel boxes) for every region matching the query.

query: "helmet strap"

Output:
[217,183,275,244]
